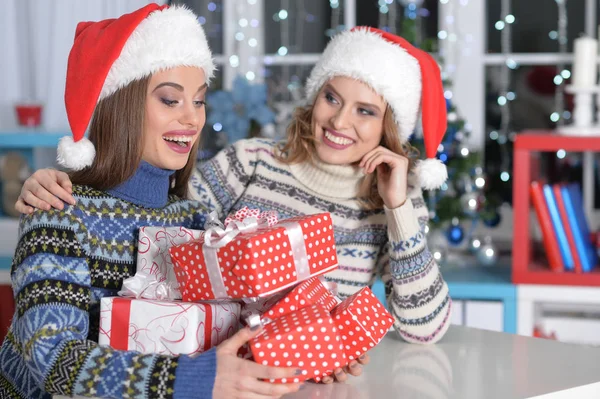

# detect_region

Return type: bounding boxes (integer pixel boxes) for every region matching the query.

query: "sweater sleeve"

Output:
[377,180,452,344]
[188,139,261,219]
[5,209,216,399]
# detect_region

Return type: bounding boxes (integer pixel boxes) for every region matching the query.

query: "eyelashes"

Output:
[324,92,375,116]
[161,98,178,107]
[160,98,206,108]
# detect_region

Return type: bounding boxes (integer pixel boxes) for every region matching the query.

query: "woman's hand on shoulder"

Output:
[15,169,76,214]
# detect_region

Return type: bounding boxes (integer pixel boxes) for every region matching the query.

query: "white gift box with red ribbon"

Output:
[98,297,241,356]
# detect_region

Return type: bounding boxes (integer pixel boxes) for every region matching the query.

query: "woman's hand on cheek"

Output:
[359,146,409,209]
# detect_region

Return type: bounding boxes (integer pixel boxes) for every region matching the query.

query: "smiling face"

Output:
[142,66,207,171]
[311,76,387,165]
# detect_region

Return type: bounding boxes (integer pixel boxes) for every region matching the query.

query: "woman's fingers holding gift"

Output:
[218,325,263,354]
[344,360,363,377]
[214,327,302,399]
[237,377,301,398]
[243,360,302,381]
[357,353,370,365]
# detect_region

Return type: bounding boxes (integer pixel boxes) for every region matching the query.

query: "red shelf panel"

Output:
[516,130,600,151]
[512,130,600,287]
[513,262,600,286]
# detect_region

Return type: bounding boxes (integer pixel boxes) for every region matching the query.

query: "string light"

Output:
[554,0,568,126]
[497,0,512,181]
[229,0,262,84]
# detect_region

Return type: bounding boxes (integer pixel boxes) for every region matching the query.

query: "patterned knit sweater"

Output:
[0,162,216,399]
[190,138,452,344]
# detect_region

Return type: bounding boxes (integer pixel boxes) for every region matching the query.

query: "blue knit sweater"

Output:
[0,161,216,399]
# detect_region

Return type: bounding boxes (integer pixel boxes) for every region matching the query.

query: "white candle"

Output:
[572,36,598,87]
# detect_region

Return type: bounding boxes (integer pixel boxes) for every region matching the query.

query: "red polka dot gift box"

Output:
[331,287,395,362]
[169,212,338,301]
[249,303,347,383]
[262,276,340,322]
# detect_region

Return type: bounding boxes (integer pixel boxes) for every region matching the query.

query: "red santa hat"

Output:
[305,26,448,190]
[58,3,215,171]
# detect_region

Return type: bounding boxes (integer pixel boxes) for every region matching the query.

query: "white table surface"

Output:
[282,325,600,399]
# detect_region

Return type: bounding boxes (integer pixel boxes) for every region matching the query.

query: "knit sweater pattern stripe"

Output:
[0,185,216,399]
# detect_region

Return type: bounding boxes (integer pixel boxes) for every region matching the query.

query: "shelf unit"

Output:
[0,131,65,148]
[513,131,600,286]
[444,263,516,334]
[0,130,63,228]
[372,261,517,334]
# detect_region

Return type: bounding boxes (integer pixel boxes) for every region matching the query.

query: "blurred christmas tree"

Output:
[395,0,503,265]
[411,91,503,264]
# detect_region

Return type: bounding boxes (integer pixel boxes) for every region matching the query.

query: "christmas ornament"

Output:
[482,208,502,227]
[455,175,474,195]
[207,77,275,145]
[446,219,464,246]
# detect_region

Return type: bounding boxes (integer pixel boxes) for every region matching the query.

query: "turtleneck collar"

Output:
[288,156,365,199]
[107,160,175,208]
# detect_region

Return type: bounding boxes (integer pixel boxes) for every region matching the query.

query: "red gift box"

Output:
[262,276,339,321]
[250,304,346,383]
[98,297,240,356]
[331,287,394,361]
[170,212,338,301]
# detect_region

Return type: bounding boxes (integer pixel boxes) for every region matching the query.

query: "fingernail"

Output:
[250,325,261,331]
[359,355,366,360]
[295,369,303,376]
[351,363,359,368]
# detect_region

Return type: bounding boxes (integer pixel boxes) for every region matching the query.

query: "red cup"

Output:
[15,103,43,127]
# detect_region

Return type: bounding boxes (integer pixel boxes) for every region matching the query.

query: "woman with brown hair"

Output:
[17,27,452,384]
[1,4,301,399]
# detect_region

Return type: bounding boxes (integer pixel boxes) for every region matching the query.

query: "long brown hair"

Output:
[276,102,417,210]
[70,76,199,198]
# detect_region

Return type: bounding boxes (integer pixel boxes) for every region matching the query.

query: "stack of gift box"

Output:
[98,207,394,383]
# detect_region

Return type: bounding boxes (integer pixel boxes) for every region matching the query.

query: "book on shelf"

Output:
[542,184,574,271]
[561,183,597,272]
[530,181,563,272]
[531,180,598,273]
[553,184,583,273]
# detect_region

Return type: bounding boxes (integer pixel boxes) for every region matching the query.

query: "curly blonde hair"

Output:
[275,103,418,210]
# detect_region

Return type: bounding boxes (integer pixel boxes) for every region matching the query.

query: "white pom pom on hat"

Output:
[58,4,215,170]
[305,26,448,189]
